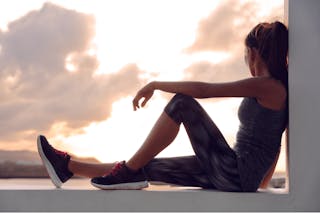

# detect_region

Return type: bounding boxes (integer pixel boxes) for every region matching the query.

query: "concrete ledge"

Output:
[0,179,293,211]
[0,188,293,212]
[0,177,300,212]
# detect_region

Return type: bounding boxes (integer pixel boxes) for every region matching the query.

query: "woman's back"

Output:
[234,97,288,192]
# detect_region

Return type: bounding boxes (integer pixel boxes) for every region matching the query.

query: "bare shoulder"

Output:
[257,77,287,110]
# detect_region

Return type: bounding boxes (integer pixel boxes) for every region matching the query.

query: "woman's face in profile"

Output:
[244,47,255,77]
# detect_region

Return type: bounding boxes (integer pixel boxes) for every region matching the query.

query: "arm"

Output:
[152,78,269,98]
[132,77,273,110]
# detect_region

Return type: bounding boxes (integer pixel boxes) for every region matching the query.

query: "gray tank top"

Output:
[234,97,288,192]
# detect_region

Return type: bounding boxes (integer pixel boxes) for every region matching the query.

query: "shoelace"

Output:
[49,143,68,158]
[110,162,124,176]
[54,149,68,158]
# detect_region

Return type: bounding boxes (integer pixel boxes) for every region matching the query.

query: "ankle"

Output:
[125,161,140,172]
[67,159,76,175]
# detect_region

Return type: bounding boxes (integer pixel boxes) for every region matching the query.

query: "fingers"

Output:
[141,97,149,107]
[132,96,140,111]
[132,93,144,111]
[132,95,150,111]
[132,85,153,111]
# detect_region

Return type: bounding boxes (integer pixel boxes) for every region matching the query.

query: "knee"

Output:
[170,93,194,105]
[166,93,193,111]
[164,93,198,122]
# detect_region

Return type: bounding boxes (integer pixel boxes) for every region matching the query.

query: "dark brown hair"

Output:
[245,21,288,90]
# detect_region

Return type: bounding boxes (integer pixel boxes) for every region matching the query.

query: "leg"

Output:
[91,94,240,191]
[68,159,116,178]
[145,156,214,189]
[162,94,242,191]
[126,112,180,170]
[90,112,179,190]
[37,135,117,187]
[61,110,179,180]
[90,96,203,190]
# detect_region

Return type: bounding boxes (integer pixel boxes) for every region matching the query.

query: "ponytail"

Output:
[245,21,288,91]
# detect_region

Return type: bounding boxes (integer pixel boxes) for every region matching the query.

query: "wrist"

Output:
[150,81,158,90]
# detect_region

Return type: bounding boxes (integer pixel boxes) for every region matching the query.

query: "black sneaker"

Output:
[91,161,148,190]
[37,135,73,188]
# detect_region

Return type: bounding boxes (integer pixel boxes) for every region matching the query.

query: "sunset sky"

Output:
[0,0,285,170]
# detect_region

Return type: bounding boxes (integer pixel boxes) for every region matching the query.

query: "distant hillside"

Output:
[0,150,101,164]
[0,161,48,178]
[0,150,42,164]
[0,150,101,178]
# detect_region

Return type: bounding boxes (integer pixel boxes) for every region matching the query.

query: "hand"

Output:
[132,82,155,111]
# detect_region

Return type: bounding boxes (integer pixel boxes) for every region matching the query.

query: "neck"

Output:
[254,60,270,77]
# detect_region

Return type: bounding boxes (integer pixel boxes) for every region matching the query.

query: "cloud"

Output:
[0,3,144,145]
[181,0,284,90]
[183,54,249,83]
[186,0,283,53]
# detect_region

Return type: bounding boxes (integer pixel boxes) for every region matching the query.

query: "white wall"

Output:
[288,0,320,208]
[1,0,320,211]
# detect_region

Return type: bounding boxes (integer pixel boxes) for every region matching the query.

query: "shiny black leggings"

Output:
[144,94,242,191]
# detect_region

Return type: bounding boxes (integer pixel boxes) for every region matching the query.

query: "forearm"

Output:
[152,81,210,98]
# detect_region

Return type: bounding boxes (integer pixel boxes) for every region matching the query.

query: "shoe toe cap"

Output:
[91,176,103,184]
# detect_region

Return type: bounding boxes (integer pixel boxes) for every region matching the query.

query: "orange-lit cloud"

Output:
[186,0,283,53]
[0,3,145,146]
[183,53,249,83]
[182,0,283,84]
